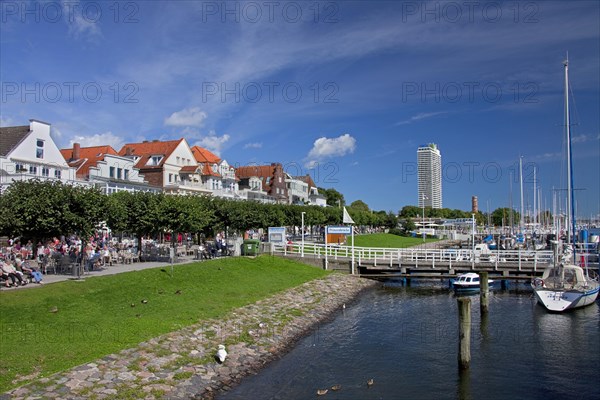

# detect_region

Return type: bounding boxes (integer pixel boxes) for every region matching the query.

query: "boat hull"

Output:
[533,285,599,312]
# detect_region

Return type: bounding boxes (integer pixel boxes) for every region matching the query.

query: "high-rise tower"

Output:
[417,143,442,209]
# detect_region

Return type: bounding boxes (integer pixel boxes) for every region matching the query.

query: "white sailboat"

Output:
[531,58,599,312]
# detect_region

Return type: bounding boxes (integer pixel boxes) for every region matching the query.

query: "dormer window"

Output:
[147,155,163,166]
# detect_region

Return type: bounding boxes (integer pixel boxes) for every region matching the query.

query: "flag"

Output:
[343,207,355,224]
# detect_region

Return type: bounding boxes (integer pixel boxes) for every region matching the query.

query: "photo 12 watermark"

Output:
[399,1,540,24]
[1,1,140,24]
[401,160,540,185]
[199,1,339,23]
[400,81,539,104]
[1,81,140,104]
[201,81,339,104]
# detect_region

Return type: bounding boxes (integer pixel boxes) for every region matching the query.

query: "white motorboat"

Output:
[452,272,495,292]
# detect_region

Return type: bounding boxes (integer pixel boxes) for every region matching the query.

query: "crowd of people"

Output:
[0,235,141,287]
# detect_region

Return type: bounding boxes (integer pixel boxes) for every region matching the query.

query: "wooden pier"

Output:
[270,242,599,281]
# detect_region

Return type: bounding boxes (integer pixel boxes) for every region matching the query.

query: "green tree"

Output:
[401,218,416,235]
[399,205,421,218]
[0,180,105,253]
[349,200,369,212]
[491,207,520,227]
[318,187,345,207]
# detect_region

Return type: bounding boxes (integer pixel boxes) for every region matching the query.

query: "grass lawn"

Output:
[349,233,439,248]
[0,256,328,391]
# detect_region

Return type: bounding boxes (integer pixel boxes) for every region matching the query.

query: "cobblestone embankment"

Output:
[3,274,377,400]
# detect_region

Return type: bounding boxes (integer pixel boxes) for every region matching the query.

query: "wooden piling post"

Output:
[457,297,471,370]
[479,271,489,314]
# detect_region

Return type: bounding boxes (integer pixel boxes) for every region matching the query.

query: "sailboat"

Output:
[531,58,599,312]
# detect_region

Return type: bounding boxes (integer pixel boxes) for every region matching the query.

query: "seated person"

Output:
[86,250,102,271]
[1,260,26,287]
[16,257,43,284]
[200,241,212,259]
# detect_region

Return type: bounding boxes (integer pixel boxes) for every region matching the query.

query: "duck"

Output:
[215,344,227,363]
[367,378,374,387]
[331,384,342,391]
[317,389,328,395]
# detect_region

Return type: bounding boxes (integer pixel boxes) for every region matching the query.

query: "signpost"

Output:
[268,227,286,244]
[325,225,353,273]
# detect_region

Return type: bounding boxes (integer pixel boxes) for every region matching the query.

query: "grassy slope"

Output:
[349,233,439,248]
[0,256,328,391]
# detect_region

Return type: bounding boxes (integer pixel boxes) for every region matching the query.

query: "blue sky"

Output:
[1,0,599,218]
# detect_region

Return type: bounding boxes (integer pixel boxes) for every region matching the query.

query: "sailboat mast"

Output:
[564,58,576,246]
[519,157,524,231]
[509,171,514,234]
[533,166,537,228]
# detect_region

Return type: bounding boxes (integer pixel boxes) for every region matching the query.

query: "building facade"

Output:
[236,163,288,203]
[61,143,153,194]
[417,143,442,209]
[0,119,78,190]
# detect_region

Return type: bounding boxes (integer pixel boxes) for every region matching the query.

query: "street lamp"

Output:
[421,193,428,242]
[471,213,476,269]
[301,211,306,258]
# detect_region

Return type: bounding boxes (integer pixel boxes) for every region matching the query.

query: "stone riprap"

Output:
[2,274,376,400]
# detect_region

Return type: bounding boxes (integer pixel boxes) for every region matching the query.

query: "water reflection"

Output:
[219,284,600,400]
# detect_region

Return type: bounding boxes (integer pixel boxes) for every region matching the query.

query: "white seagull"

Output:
[215,344,227,363]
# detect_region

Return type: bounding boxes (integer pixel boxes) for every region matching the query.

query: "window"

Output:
[176,156,180,164]
[278,176,282,183]
[54,170,62,179]
[148,155,163,166]
[109,166,115,178]
[169,173,173,183]
[117,168,122,180]
[42,167,49,177]
[15,163,25,173]
[124,169,129,180]
[29,165,37,174]
[36,139,44,159]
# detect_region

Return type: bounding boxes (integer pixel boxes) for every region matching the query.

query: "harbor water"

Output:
[219,281,600,400]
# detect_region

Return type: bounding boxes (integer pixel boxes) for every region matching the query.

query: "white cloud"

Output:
[571,134,598,143]
[244,142,263,149]
[194,130,230,156]
[305,134,356,167]
[396,112,447,125]
[165,107,208,127]
[70,132,125,151]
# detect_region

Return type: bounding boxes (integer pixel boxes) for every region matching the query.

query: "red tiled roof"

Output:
[191,145,221,164]
[201,163,221,177]
[236,165,277,191]
[179,165,200,173]
[236,165,275,179]
[295,174,316,189]
[60,145,118,178]
[118,139,184,170]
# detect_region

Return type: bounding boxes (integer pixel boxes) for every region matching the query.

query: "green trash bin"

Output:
[242,239,260,256]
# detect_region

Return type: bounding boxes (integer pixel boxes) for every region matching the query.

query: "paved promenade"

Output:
[1,256,199,291]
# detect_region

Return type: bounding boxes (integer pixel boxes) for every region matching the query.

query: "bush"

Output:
[388,228,403,236]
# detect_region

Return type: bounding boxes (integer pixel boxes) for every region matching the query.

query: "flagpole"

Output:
[324,225,328,270]
[351,225,355,275]
[343,207,356,275]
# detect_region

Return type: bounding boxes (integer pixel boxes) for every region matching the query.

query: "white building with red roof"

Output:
[60,143,152,194]
[118,139,211,195]
[190,145,240,199]
[0,119,78,190]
